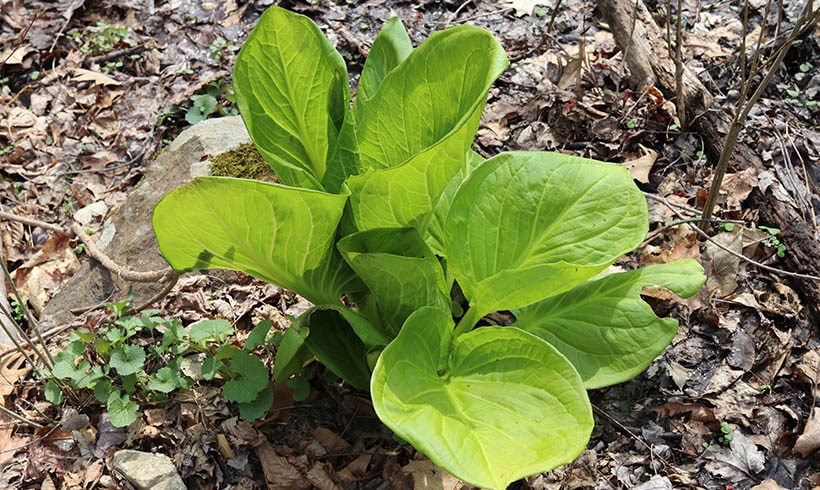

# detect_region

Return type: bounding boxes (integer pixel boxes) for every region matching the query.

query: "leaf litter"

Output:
[1,0,819,488]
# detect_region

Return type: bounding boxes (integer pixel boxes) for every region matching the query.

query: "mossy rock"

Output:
[210,143,278,183]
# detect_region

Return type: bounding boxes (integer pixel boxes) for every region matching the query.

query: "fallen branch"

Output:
[599,0,820,322]
[0,210,177,309]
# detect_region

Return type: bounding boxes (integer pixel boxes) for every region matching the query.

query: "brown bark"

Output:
[597,0,820,322]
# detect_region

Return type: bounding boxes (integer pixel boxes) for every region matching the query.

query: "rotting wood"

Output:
[597,0,820,323]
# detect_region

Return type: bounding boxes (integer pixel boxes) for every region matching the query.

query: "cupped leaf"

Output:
[153,177,361,306]
[344,24,508,232]
[233,6,349,189]
[446,152,649,320]
[371,307,593,490]
[300,308,373,390]
[354,17,412,117]
[515,259,705,389]
[338,228,449,336]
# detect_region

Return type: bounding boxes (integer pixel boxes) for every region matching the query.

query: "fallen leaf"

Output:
[402,459,462,490]
[624,144,658,184]
[794,407,820,457]
[721,168,759,209]
[704,228,742,297]
[72,68,122,87]
[751,479,788,490]
[635,474,672,490]
[255,440,310,490]
[706,430,765,483]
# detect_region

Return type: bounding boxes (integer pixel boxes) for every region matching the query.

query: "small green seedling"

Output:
[759,226,787,258]
[47,299,274,426]
[718,421,734,445]
[152,7,705,488]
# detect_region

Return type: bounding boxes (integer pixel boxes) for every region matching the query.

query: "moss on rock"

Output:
[210,143,278,183]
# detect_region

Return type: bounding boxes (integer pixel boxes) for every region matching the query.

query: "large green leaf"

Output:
[515,259,705,389]
[337,228,450,336]
[354,17,412,117]
[446,152,649,322]
[233,6,349,189]
[153,177,360,306]
[344,24,508,232]
[426,150,485,256]
[371,307,592,490]
[301,308,372,390]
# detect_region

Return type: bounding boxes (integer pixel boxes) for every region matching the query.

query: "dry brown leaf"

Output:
[72,68,122,87]
[721,167,758,209]
[338,452,372,481]
[705,430,765,483]
[0,352,31,399]
[757,282,803,317]
[314,426,351,452]
[751,479,789,490]
[794,408,820,457]
[402,459,462,490]
[11,234,80,315]
[704,228,742,297]
[255,440,310,490]
[623,144,658,184]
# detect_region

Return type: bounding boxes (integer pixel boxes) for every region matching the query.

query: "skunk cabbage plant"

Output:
[153,7,705,489]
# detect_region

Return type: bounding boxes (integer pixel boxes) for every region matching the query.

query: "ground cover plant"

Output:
[47,297,273,427]
[151,6,705,488]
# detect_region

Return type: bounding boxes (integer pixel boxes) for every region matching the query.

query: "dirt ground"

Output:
[1,0,819,488]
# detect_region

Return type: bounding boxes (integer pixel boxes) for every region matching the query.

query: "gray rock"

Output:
[112,449,186,490]
[41,116,251,329]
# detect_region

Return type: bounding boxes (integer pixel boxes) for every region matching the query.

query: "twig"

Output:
[647,193,820,282]
[69,223,172,283]
[0,211,64,235]
[133,271,181,312]
[700,1,819,225]
[83,44,150,68]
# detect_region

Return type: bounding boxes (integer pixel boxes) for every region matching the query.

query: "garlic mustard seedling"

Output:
[152,7,705,488]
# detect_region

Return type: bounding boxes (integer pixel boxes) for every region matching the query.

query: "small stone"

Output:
[112,449,186,490]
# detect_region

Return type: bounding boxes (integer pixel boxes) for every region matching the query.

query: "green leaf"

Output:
[233,6,349,189]
[245,320,272,351]
[287,376,311,402]
[426,150,484,256]
[371,307,592,489]
[273,325,312,383]
[189,319,234,345]
[446,152,648,321]
[94,379,114,403]
[69,327,95,344]
[222,350,270,403]
[153,177,362,306]
[74,365,105,389]
[515,259,705,388]
[147,366,180,393]
[44,380,63,405]
[238,386,274,422]
[345,25,508,232]
[337,228,449,336]
[202,356,220,381]
[354,17,412,117]
[109,345,146,376]
[301,308,371,390]
[107,392,139,428]
[160,318,189,355]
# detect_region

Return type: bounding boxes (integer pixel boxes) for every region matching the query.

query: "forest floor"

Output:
[1,0,819,489]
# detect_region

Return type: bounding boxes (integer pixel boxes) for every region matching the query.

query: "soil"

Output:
[1,0,819,489]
